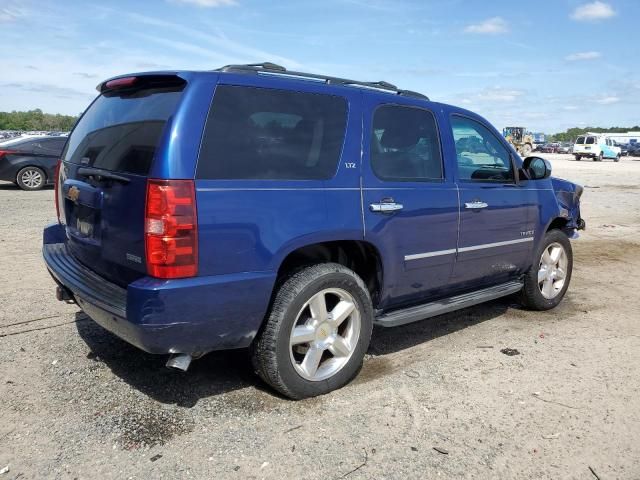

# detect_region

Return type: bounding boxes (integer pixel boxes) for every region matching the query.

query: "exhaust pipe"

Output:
[56,285,76,304]
[166,353,192,372]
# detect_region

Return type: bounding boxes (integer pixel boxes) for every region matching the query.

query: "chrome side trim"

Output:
[404,237,533,261]
[457,237,533,253]
[404,249,457,261]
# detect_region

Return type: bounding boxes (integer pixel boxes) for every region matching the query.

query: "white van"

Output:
[573,135,621,162]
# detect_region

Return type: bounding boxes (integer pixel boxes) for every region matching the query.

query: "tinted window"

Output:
[585,137,596,144]
[576,136,585,144]
[0,137,39,153]
[370,105,443,181]
[63,86,183,175]
[451,116,514,182]
[197,86,347,180]
[36,138,67,156]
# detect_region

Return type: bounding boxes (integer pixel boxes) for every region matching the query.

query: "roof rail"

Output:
[215,63,429,100]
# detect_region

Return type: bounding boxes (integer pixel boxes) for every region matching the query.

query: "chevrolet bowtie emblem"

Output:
[67,186,80,202]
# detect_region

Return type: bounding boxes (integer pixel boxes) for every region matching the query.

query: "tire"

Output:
[597,152,603,162]
[520,229,573,311]
[522,143,532,156]
[251,263,373,399]
[16,166,46,191]
[614,154,620,162]
[574,155,581,161]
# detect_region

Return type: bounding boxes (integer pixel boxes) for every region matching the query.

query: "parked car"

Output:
[573,135,621,162]
[626,143,640,157]
[615,143,629,156]
[557,142,573,154]
[0,136,67,190]
[43,63,585,399]
[538,143,557,153]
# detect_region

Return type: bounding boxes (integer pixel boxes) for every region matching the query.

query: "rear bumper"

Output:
[43,224,276,355]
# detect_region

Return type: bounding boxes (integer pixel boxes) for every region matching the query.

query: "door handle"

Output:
[464,201,488,210]
[370,202,404,213]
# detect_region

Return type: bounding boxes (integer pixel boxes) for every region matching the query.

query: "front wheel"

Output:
[520,230,573,311]
[251,263,373,399]
[614,154,620,162]
[521,143,532,156]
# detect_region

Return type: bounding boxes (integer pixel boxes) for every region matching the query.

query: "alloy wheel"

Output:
[289,288,361,381]
[537,242,568,299]
[21,169,43,189]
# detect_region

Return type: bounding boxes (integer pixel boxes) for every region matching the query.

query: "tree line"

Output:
[549,126,640,142]
[0,109,78,132]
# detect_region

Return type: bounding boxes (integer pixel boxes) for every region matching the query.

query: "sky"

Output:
[0,0,638,133]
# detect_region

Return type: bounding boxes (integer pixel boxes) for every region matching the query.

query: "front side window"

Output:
[451,115,514,182]
[370,105,443,181]
[197,86,347,180]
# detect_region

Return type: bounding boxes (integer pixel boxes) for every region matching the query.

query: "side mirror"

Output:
[522,156,551,180]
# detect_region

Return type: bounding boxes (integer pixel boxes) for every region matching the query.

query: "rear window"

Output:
[576,136,585,144]
[585,137,596,144]
[62,85,184,175]
[197,85,347,180]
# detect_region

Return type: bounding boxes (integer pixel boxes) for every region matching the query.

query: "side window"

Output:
[585,137,595,145]
[576,136,585,144]
[370,105,443,181]
[197,86,347,180]
[451,116,514,183]
[36,138,66,156]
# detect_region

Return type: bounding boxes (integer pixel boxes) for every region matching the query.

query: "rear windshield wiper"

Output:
[77,167,131,184]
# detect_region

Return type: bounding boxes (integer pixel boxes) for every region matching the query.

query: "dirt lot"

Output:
[1,153,639,479]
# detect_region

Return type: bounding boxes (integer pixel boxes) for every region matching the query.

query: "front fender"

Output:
[550,177,585,232]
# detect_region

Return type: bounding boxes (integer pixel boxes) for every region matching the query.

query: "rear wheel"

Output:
[574,155,581,161]
[16,166,46,191]
[251,263,373,399]
[520,229,573,310]
[521,143,532,156]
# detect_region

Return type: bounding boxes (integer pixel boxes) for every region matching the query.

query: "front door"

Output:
[361,100,459,309]
[447,114,537,288]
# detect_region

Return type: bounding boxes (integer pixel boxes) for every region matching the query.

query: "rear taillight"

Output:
[0,149,17,158]
[144,179,198,279]
[54,160,62,223]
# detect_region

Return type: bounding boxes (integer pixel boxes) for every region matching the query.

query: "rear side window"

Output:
[197,86,347,180]
[36,138,67,156]
[63,85,184,175]
[585,137,596,144]
[576,136,585,144]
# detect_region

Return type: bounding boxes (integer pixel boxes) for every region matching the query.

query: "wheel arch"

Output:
[275,240,384,307]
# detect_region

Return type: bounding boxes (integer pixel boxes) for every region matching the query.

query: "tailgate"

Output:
[58,76,186,286]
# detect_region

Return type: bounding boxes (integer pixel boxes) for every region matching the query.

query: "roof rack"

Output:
[215,63,429,100]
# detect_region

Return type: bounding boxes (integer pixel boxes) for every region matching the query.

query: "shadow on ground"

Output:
[76,296,519,406]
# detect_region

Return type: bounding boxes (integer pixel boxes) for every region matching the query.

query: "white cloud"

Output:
[565,51,602,61]
[477,88,525,102]
[0,6,27,22]
[571,2,616,21]
[169,0,236,6]
[596,96,620,105]
[464,17,509,35]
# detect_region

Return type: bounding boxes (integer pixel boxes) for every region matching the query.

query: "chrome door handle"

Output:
[370,202,404,213]
[464,201,488,209]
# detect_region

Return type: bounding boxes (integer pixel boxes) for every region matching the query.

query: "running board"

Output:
[374,280,523,328]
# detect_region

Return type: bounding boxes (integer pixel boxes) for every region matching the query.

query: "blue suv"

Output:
[43,63,585,399]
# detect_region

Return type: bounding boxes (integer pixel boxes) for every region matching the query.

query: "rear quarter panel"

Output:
[194,75,365,276]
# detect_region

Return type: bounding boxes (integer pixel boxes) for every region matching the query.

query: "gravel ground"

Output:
[1,153,639,479]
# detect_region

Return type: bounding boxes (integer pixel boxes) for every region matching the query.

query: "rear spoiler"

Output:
[96,74,186,94]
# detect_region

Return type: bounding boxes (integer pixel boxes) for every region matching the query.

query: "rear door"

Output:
[361,97,459,309]
[59,76,187,286]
